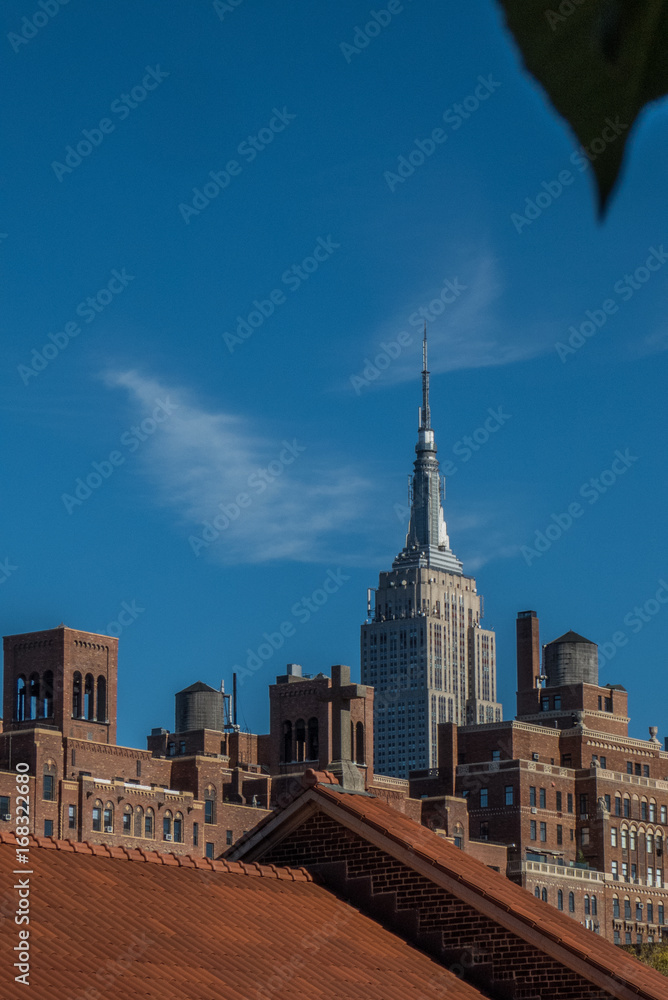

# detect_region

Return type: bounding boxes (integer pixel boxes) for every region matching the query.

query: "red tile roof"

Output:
[230,782,668,1000]
[0,832,485,999]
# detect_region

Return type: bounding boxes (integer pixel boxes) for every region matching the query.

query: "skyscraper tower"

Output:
[361,332,502,778]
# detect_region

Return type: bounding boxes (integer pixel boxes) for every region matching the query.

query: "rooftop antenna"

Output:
[421,323,431,430]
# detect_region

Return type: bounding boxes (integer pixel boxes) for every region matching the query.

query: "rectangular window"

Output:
[505,785,513,805]
[613,897,620,918]
[193,822,199,847]
[567,793,573,814]
[540,822,547,842]
[641,801,648,820]
[648,903,654,923]
[123,812,131,834]
[611,827,618,847]
[624,798,630,818]
[136,760,142,778]
[530,786,536,807]
[480,788,488,808]
[611,861,618,879]
[0,795,10,819]
[554,695,561,710]
[556,791,562,811]
[226,829,233,846]
[205,842,214,859]
[615,797,621,817]
[530,820,537,841]
[598,696,602,710]
[604,793,611,811]
[600,757,607,770]
[605,697,612,712]
[649,802,656,822]
[539,788,546,809]
[561,754,572,767]
[44,819,53,837]
[624,899,632,919]
[479,821,489,841]
[635,763,641,776]
[43,774,54,801]
[556,824,563,845]
[541,695,550,711]
[662,806,667,824]
[205,799,214,824]
[180,741,186,755]
[622,862,628,880]
[581,826,590,846]
[491,749,500,761]
[631,863,637,881]
[579,793,588,818]
[92,807,101,832]
[659,904,665,925]
[627,761,633,774]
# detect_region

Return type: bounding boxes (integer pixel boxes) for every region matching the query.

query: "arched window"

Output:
[568,892,575,913]
[29,673,40,719]
[15,675,26,722]
[612,896,620,918]
[42,671,54,718]
[92,800,102,832]
[163,810,173,840]
[103,802,113,833]
[123,805,132,834]
[134,805,144,838]
[584,894,590,915]
[648,831,654,854]
[307,717,319,761]
[96,676,106,722]
[43,760,56,801]
[541,887,547,902]
[84,674,94,720]
[629,828,637,851]
[355,722,365,764]
[534,886,540,898]
[591,894,597,916]
[282,720,292,763]
[650,799,657,822]
[145,808,154,838]
[624,898,632,919]
[621,827,628,850]
[557,890,563,911]
[295,719,306,762]
[174,812,183,843]
[204,786,216,824]
[72,672,82,717]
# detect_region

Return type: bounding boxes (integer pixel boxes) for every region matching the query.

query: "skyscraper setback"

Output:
[361,333,502,777]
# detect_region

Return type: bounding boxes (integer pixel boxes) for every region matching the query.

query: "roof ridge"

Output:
[0,831,311,881]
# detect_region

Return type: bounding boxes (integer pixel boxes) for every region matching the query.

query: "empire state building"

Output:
[361,333,502,778]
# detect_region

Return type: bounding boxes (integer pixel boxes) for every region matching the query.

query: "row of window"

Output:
[611,827,664,852]
[612,898,665,923]
[534,886,597,916]
[610,860,663,886]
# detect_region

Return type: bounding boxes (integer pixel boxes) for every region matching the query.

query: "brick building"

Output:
[411,610,668,945]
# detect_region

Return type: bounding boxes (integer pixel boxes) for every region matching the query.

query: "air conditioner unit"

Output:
[164,833,173,841]
[104,826,113,833]
[531,807,537,814]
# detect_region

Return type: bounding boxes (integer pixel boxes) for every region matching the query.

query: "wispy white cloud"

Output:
[346,251,552,391]
[103,370,372,565]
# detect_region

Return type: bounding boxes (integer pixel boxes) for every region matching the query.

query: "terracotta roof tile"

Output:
[0,838,485,1000]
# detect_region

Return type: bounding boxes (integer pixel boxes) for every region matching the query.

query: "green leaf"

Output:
[496,0,668,214]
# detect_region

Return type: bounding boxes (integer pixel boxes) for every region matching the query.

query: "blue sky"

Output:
[2,1,668,749]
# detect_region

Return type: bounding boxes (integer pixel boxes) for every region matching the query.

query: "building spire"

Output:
[420,323,431,431]
[391,328,463,575]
